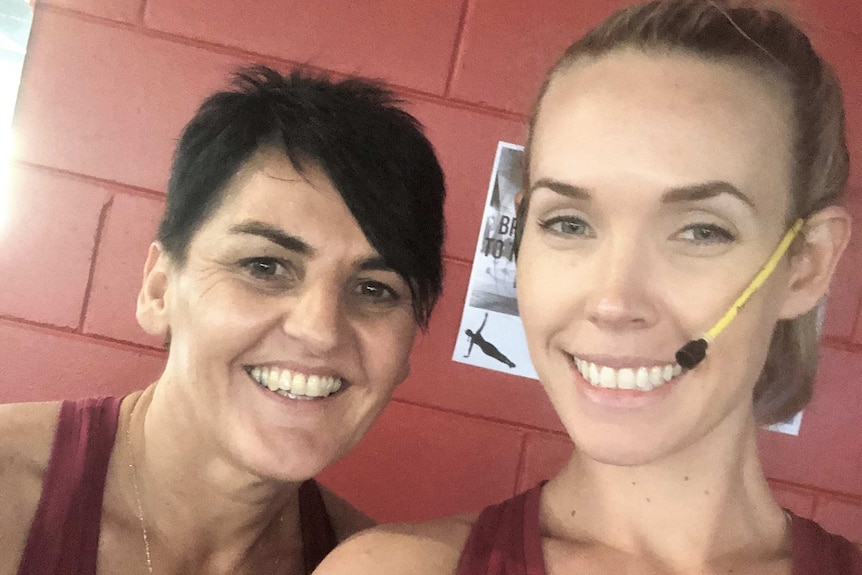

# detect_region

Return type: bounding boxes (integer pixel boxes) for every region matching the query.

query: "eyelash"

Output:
[676,223,736,244]
[353,280,401,304]
[240,257,295,282]
[537,215,593,237]
[240,257,402,305]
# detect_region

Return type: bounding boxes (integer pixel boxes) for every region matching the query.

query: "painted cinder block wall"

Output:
[1,0,860,541]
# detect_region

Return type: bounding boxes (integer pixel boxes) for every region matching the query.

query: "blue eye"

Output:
[538,216,593,237]
[677,224,735,244]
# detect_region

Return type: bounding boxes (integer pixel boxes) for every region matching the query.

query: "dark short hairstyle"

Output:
[516,0,847,425]
[158,65,446,326]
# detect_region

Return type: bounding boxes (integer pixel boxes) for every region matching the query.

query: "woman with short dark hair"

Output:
[0,65,446,575]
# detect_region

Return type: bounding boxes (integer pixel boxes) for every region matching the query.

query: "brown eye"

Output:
[240,257,295,283]
[353,280,399,303]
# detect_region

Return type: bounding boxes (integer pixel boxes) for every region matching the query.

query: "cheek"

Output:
[171,282,278,360]
[516,243,579,331]
[358,317,417,386]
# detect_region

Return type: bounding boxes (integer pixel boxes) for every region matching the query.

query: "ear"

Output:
[394,360,411,387]
[514,191,524,213]
[778,206,851,320]
[136,242,174,336]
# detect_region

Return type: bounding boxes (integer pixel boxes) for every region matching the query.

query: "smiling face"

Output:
[138,147,417,480]
[517,50,805,465]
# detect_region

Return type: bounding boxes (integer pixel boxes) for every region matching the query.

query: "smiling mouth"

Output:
[246,366,343,400]
[572,357,684,391]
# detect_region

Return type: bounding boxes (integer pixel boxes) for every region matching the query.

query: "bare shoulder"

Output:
[0,400,61,476]
[0,401,61,573]
[313,514,477,575]
[317,484,376,541]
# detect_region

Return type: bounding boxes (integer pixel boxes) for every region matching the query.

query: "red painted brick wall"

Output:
[3,0,860,541]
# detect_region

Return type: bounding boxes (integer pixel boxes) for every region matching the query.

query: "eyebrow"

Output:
[661,181,755,210]
[358,256,397,273]
[530,178,591,200]
[228,220,397,273]
[228,221,314,256]
[531,178,756,210]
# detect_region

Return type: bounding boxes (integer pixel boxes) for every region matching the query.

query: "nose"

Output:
[281,283,343,355]
[584,238,657,331]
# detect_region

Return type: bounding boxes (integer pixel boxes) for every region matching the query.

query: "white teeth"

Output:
[599,366,615,388]
[278,369,292,391]
[291,373,307,395]
[265,368,279,391]
[306,375,322,397]
[575,358,683,391]
[636,367,651,391]
[617,368,636,390]
[249,367,343,399]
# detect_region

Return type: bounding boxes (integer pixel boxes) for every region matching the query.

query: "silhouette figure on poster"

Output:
[464,312,516,368]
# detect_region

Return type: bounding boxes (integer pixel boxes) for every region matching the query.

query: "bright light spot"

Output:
[0,58,21,236]
[0,129,13,234]
[0,0,33,236]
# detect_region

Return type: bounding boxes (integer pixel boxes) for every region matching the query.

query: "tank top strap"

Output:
[299,478,339,574]
[456,483,547,575]
[790,511,862,574]
[18,396,123,575]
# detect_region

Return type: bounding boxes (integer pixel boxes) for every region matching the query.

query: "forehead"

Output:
[194,147,376,254]
[531,50,794,213]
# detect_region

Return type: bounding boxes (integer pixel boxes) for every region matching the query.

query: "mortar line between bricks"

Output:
[443,0,473,98]
[137,0,148,25]
[391,396,570,436]
[41,4,529,123]
[76,195,113,333]
[0,315,167,357]
[14,160,167,199]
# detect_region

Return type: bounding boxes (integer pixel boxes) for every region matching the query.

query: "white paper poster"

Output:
[452,142,537,379]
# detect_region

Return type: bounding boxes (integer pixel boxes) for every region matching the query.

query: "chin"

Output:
[566,421,692,468]
[235,432,344,483]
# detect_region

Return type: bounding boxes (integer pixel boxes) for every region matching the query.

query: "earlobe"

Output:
[779,206,851,320]
[136,242,173,336]
[395,361,411,386]
[514,191,524,213]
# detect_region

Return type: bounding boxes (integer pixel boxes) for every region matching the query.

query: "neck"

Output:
[545,410,790,571]
[123,386,304,573]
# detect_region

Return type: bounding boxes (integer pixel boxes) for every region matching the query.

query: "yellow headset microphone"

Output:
[674,218,805,370]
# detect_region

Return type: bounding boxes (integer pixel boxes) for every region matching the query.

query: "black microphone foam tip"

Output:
[675,338,708,370]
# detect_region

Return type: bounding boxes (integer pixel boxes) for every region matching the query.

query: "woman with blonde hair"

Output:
[315,1,862,573]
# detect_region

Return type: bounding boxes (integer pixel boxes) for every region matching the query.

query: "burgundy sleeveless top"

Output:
[17,397,339,575]
[456,483,862,575]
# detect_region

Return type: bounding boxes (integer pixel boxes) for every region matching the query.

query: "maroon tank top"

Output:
[17,397,339,575]
[456,483,862,575]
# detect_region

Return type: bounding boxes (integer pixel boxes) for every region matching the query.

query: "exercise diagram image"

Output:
[464,312,516,369]
[453,142,537,379]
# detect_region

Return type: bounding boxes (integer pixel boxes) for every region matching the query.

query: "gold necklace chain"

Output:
[127,412,154,575]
